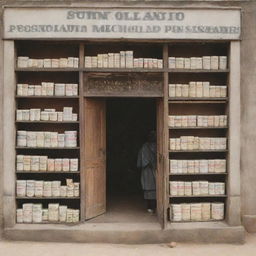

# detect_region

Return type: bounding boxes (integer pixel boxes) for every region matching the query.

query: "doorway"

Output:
[85,98,163,223]
[86,98,158,223]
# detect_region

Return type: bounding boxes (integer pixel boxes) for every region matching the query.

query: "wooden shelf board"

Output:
[169,173,227,176]
[169,219,224,223]
[83,68,164,73]
[169,98,228,104]
[169,195,227,198]
[15,68,80,72]
[168,69,229,73]
[16,147,80,150]
[16,197,80,200]
[169,150,228,153]
[16,172,80,174]
[169,126,228,130]
[16,221,80,225]
[15,68,229,73]
[16,96,79,99]
[16,121,79,124]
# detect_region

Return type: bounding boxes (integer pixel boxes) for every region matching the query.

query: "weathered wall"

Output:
[240,2,256,233]
[0,0,256,238]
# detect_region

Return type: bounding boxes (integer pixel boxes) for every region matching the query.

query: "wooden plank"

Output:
[169,195,227,198]
[169,101,227,105]
[16,121,79,124]
[162,43,169,229]
[16,96,79,99]
[169,150,228,153]
[3,40,16,227]
[16,197,80,200]
[169,97,228,101]
[16,172,80,174]
[156,99,164,228]
[169,173,227,176]
[170,220,224,223]
[84,98,106,220]
[79,43,85,221]
[84,94,163,98]
[168,69,229,73]
[226,41,241,225]
[84,68,164,73]
[169,126,228,130]
[16,147,80,150]
[15,68,80,72]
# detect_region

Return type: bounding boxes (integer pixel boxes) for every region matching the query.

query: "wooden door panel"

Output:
[85,164,106,218]
[84,98,106,219]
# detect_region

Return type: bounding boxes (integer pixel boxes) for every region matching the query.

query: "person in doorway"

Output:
[137,131,157,213]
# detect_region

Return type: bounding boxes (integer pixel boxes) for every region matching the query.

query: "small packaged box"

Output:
[67,57,74,68]
[52,59,60,68]
[120,51,126,68]
[202,56,211,70]
[17,56,29,68]
[108,53,114,68]
[168,57,176,69]
[219,56,228,70]
[59,58,68,68]
[184,58,191,69]
[210,56,219,69]
[43,59,52,68]
[175,57,184,69]
[84,56,92,68]
[169,84,176,97]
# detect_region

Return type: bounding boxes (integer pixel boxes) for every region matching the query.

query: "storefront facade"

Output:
[0,0,255,243]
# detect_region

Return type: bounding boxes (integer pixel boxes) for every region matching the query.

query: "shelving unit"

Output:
[15,41,81,224]
[12,40,235,227]
[168,42,229,223]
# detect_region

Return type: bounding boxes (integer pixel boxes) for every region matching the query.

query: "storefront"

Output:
[0,2,254,243]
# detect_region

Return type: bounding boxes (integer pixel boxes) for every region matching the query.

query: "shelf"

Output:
[83,68,164,73]
[15,68,80,72]
[169,150,228,153]
[15,67,165,73]
[16,96,79,99]
[168,69,229,73]
[16,197,80,200]
[16,147,80,150]
[169,98,228,104]
[169,173,227,176]
[169,195,227,198]
[17,221,80,225]
[16,121,79,124]
[16,171,80,174]
[169,126,228,130]
[170,219,224,223]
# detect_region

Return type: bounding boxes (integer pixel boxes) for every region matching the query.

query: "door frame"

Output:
[81,96,167,228]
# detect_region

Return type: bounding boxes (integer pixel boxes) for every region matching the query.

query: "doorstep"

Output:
[4,222,245,244]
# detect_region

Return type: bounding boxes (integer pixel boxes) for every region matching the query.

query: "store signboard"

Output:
[4,8,241,40]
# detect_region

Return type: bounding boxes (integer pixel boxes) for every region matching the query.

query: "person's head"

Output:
[148,130,156,142]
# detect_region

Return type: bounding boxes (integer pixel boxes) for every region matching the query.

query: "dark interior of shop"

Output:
[88,98,157,223]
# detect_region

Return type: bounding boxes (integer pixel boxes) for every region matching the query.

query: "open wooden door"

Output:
[84,98,106,219]
[156,98,166,228]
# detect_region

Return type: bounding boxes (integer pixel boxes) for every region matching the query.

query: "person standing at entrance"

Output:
[137,131,157,213]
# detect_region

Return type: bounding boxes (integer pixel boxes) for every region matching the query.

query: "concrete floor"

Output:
[0,233,256,256]
[87,194,157,223]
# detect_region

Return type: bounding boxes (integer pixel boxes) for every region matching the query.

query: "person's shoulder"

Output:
[142,142,150,148]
